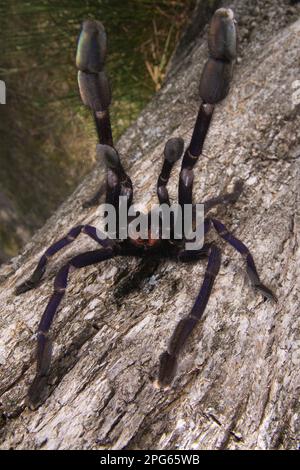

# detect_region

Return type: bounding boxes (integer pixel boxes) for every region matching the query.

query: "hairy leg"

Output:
[77,21,133,209]
[177,242,211,262]
[157,138,184,205]
[97,145,133,210]
[15,225,115,295]
[178,103,214,207]
[211,218,277,302]
[28,247,116,408]
[178,9,237,208]
[76,20,112,146]
[156,243,221,388]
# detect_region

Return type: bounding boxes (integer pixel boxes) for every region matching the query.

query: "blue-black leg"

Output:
[211,218,277,302]
[97,145,133,238]
[177,242,211,262]
[178,8,237,208]
[157,138,184,205]
[77,21,133,211]
[97,145,133,208]
[76,20,112,146]
[27,247,116,409]
[157,244,221,388]
[15,225,114,295]
[77,20,114,208]
[178,103,214,207]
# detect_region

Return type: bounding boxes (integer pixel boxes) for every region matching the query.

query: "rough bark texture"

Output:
[0,0,299,450]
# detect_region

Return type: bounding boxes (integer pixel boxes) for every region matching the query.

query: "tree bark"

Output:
[0,0,299,450]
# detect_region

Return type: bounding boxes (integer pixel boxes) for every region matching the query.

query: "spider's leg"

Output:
[177,218,211,260]
[27,247,116,409]
[204,179,244,214]
[15,225,114,295]
[77,20,112,145]
[178,103,214,206]
[97,145,133,238]
[77,21,133,209]
[211,218,277,302]
[77,20,111,208]
[178,8,237,207]
[90,144,133,217]
[177,241,211,262]
[156,243,221,389]
[97,144,133,208]
[157,138,184,205]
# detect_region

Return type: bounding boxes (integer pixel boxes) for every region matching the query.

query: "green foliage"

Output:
[1,0,195,131]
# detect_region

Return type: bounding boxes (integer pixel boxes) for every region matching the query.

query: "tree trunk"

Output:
[0,0,299,450]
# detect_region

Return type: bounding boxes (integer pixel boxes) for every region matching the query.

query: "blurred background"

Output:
[0,0,196,264]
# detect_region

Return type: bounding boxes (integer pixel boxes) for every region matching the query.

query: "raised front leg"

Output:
[77,20,133,209]
[179,8,237,207]
[76,20,112,146]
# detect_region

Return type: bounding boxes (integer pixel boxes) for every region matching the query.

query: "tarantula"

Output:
[16,9,277,408]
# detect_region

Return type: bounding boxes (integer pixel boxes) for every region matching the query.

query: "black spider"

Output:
[16,9,277,408]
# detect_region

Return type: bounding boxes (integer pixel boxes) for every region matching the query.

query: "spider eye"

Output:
[96,144,120,169]
[208,8,237,61]
[76,19,107,73]
[164,137,184,163]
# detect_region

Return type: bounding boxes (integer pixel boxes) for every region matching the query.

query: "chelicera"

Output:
[16,8,277,408]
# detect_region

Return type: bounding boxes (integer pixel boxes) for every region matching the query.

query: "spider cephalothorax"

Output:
[16,9,277,409]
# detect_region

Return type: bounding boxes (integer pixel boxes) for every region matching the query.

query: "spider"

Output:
[16,9,277,408]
